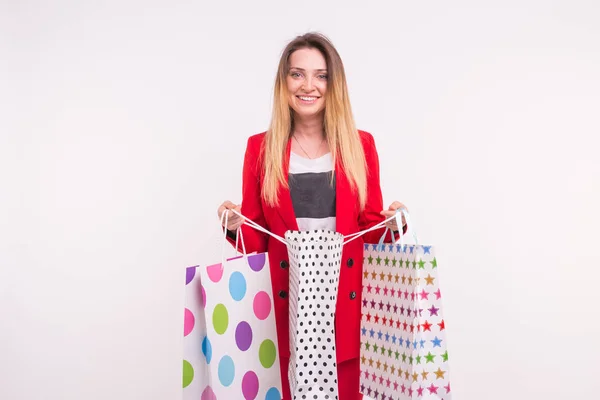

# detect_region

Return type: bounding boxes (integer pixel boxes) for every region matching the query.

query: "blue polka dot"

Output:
[202,336,212,364]
[265,387,281,400]
[218,355,235,387]
[228,271,247,301]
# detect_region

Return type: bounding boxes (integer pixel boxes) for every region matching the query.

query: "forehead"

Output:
[289,47,327,70]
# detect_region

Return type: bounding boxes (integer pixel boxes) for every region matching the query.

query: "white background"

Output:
[2,1,599,399]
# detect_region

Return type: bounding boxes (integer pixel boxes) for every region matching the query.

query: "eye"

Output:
[318,74,328,80]
[290,72,302,78]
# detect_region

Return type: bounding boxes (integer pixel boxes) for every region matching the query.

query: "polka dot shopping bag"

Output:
[285,229,344,400]
[220,211,349,400]
[182,217,283,400]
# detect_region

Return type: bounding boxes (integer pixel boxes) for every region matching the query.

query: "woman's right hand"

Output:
[217,201,244,231]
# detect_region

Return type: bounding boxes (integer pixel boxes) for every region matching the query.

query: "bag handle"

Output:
[220,210,248,267]
[222,208,417,249]
[227,209,288,245]
[375,208,419,251]
[342,215,395,245]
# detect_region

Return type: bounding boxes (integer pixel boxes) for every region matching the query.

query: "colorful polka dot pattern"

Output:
[182,254,282,399]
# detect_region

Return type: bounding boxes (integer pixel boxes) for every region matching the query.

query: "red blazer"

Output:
[226,129,392,363]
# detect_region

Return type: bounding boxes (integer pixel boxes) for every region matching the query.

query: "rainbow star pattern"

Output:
[360,243,452,400]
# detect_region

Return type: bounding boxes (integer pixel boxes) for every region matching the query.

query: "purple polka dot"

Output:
[242,370,259,400]
[235,321,253,351]
[185,266,196,285]
[201,386,216,400]
[248,253,266,272]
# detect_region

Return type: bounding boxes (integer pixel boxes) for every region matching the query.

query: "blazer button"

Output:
[347,258,354,267]
[279,290,288,299]
[280,260,289,269]
[349,291,356,300]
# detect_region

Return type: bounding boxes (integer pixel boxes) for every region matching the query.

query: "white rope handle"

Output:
[342,214,397,245]
[396,208,419,247]
[235,220,247,255]
[222,208,417,248]
[229,208,288,245]
[220,210,230,264]
[221,210,248,266]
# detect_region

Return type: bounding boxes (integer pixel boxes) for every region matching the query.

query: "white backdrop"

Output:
[2,1,599,399]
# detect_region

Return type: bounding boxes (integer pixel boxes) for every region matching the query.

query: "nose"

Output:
[302,76,314,92]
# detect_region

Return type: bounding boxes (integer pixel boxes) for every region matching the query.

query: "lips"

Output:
[297,96,319,101]
[296,95,320,104]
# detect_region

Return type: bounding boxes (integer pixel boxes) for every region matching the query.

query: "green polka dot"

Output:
[213,304,229,335]
[259,339,277,368]
[182,360,194,388]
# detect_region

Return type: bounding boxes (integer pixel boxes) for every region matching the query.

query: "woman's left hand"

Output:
[380,201,408,231]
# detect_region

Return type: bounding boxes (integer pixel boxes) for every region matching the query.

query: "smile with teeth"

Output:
[297,95,319,103]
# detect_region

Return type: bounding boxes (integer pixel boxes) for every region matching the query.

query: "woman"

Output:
[217,32,407,400]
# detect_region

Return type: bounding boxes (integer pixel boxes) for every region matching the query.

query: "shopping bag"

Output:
[285,229,344,400]
[182,221,283,400]
[359,210,452,400]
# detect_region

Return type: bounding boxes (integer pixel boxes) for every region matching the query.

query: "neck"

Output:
[292,113,325,139]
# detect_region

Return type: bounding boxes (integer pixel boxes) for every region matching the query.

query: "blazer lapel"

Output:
[335,156,352,236]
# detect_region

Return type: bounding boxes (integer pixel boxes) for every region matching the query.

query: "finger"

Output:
[218,201,234,216]
[397,202,408,211]
[218,207,229,220]
[229,221,244,230]
[224,201,237,209]
[389,201,403,210]
[222,209,239,223]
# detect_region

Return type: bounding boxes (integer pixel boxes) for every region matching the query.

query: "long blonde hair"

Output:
[262,32,368,210]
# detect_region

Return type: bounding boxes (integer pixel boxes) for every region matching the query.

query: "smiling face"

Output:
[286,47,328,120]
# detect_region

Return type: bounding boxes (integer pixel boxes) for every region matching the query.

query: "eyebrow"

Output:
[290,67,328,72]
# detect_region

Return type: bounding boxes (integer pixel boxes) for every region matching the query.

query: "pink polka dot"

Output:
[183,308,195,337]
[201,386,216,400]
[242,370,259,399]
[206,264,224,283]
[253,291,271,320]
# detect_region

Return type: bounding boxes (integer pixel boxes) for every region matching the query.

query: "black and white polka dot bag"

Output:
[285,229,344,400]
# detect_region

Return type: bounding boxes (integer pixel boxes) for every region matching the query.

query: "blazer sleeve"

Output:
[357,131,406,244]
[224,135,269,254]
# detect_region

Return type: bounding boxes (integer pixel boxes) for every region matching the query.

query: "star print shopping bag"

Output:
[359,210,452,400]
[182,226,283,400]
[285,229,344,400]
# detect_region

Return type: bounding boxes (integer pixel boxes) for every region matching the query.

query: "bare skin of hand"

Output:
[217,201,244,231]
[380,201,408,231]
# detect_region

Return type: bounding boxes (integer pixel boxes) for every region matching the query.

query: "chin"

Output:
[292,105,325,118]
[296,110,323,119]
